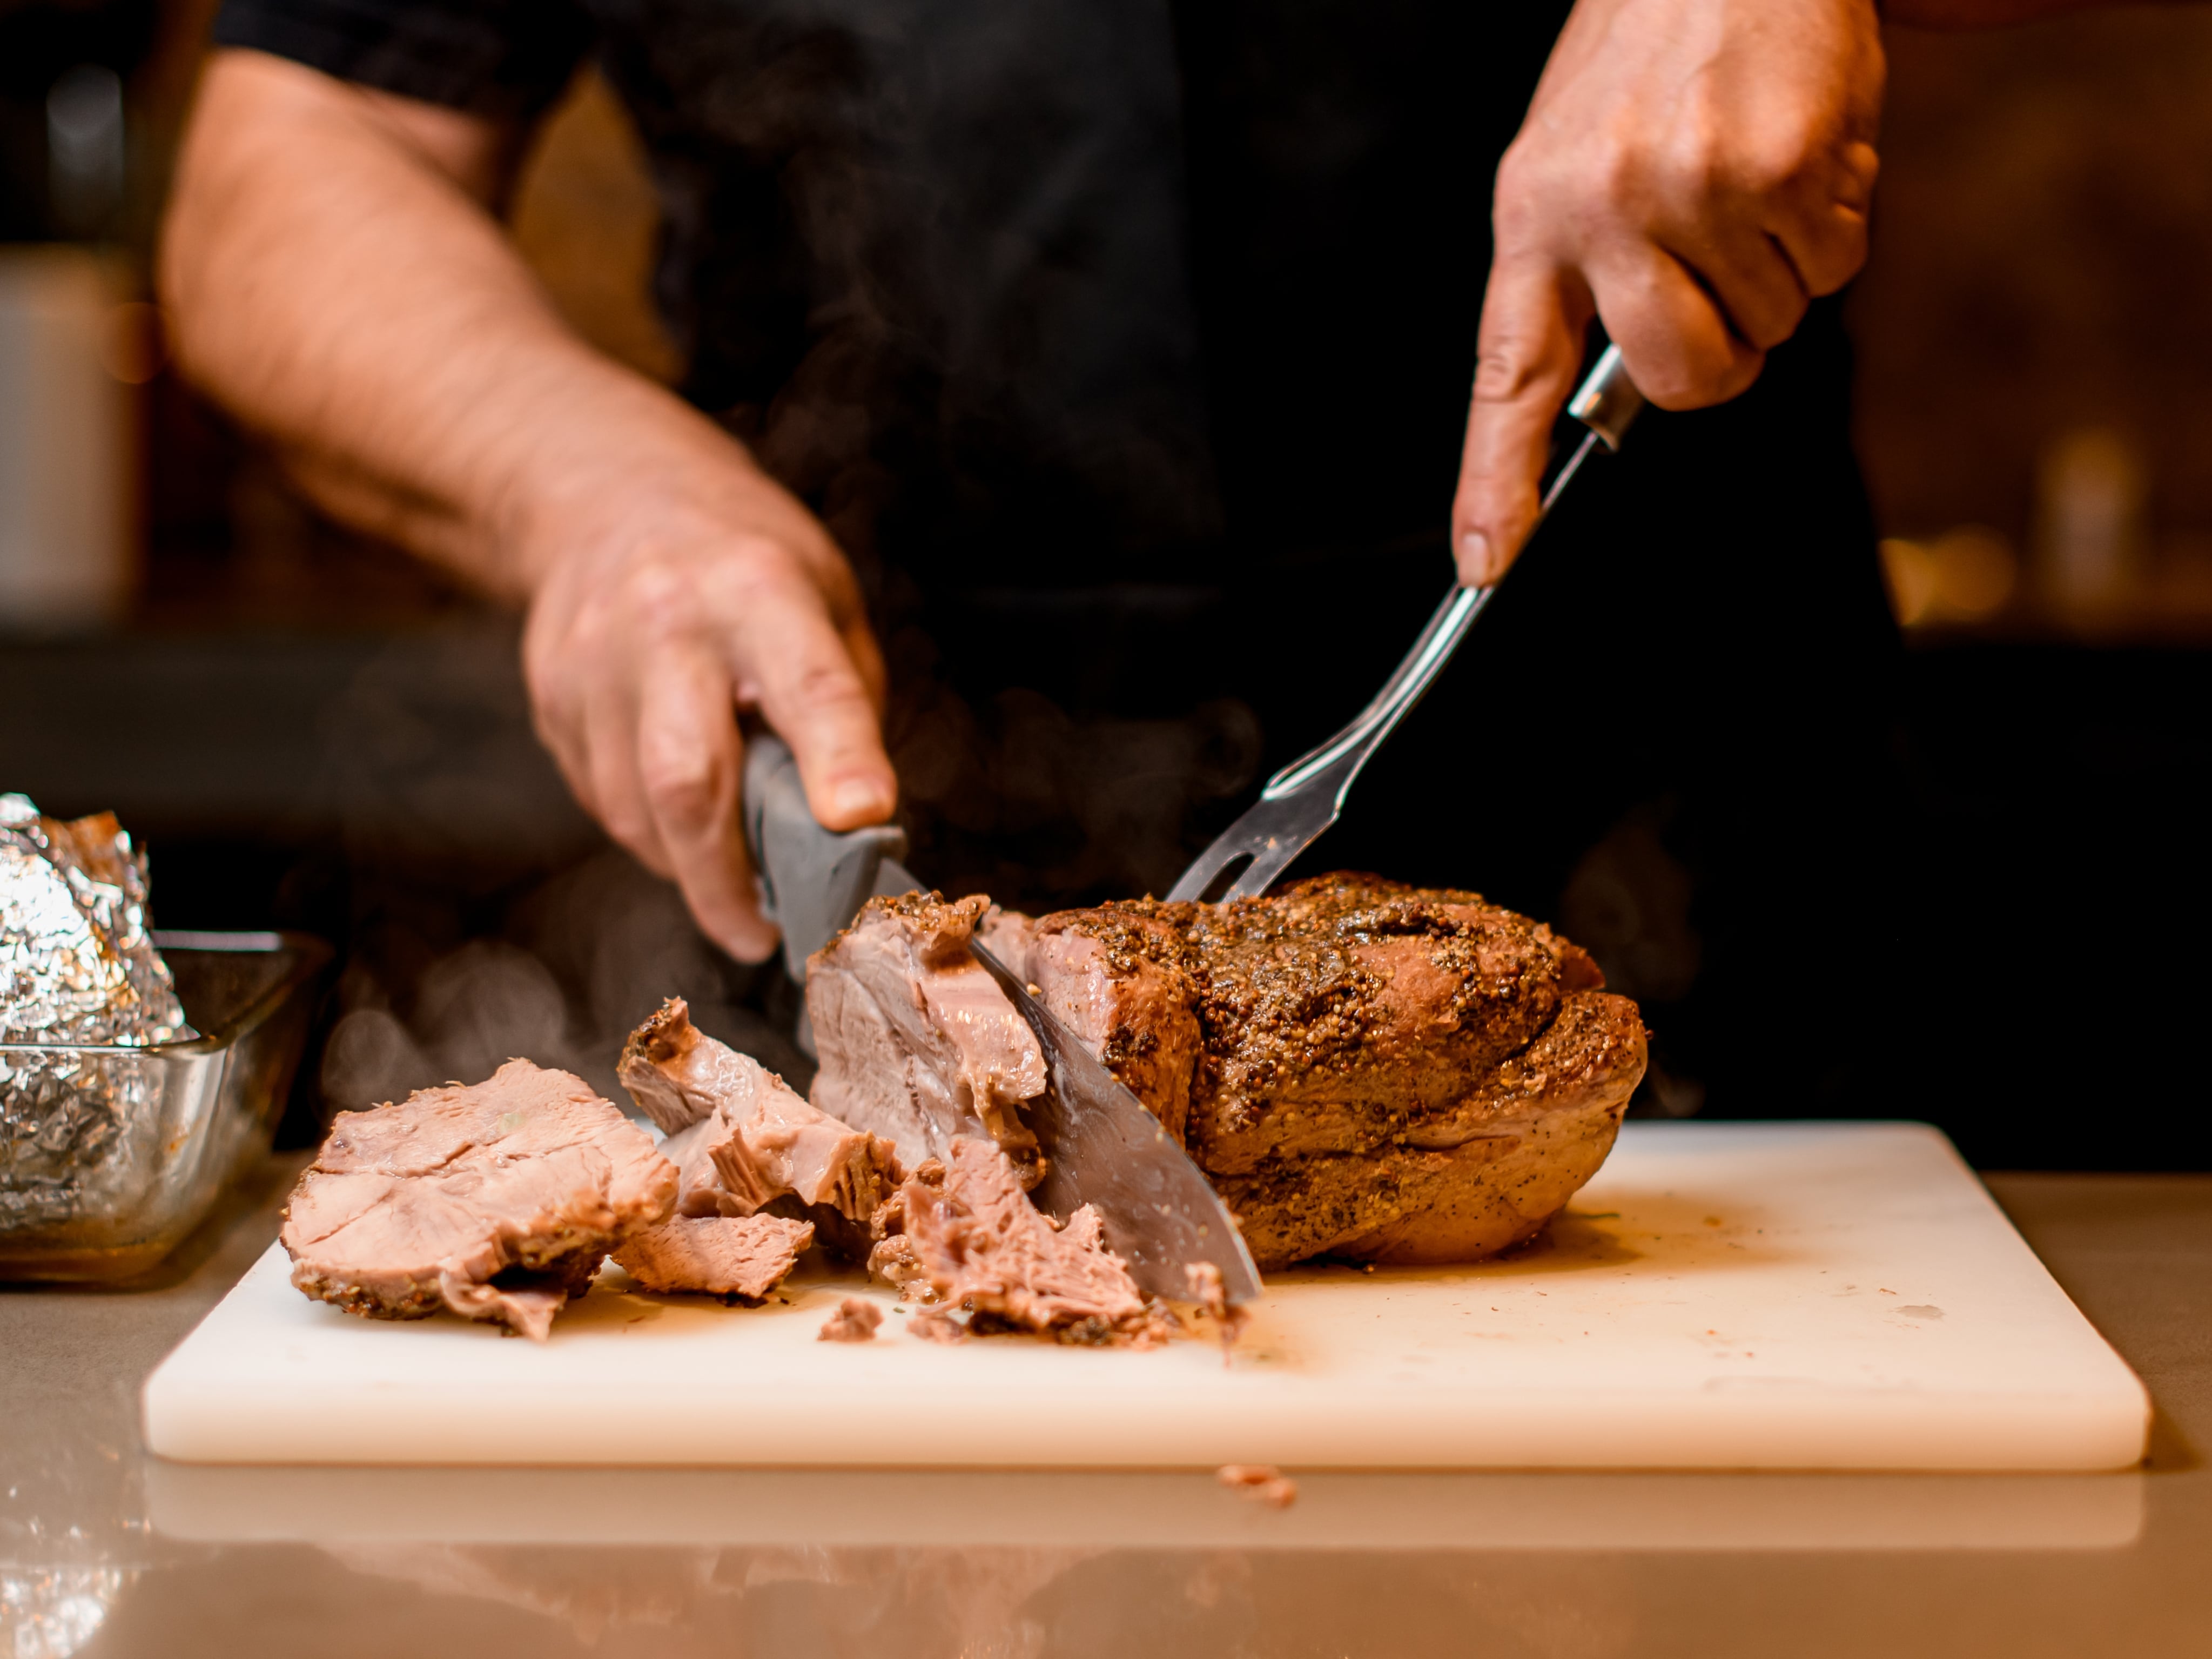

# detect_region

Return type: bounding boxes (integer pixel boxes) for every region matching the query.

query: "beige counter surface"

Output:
[4,1154,2207,1657]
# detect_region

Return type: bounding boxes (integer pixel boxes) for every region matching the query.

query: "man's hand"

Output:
[163,51,896,961]
[1451,0,1884,585]
[521,486,893,962]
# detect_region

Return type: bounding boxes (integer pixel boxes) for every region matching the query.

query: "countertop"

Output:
[3,1157,2206,1658]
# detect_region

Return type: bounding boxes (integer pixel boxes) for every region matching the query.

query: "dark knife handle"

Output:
[741,733,907,983]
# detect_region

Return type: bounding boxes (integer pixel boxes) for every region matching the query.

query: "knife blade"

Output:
[971,941,1262,1309]
[741,733,1261,1307]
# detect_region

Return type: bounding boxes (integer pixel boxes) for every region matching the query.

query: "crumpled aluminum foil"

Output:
[2,794,193,1228]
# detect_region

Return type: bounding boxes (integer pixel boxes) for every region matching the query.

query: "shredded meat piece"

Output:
[280,1060,675,1340]
[1184,1261,1228,1319]
[865,1207,937,1303]
[906,1307,967,1344]
[1183,1259,1249,1354]
[887,1139,1165,1343]
[619,998,902,1259]
[613,1213,812,1301]
[817,1297,884,1342]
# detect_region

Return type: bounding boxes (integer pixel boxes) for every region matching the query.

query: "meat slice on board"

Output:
[612,1213,814,1301]
[873,1137,1165,1345]
[280,1060,677,1340]
[806,894,1048,1177]
[618,998,902,1261]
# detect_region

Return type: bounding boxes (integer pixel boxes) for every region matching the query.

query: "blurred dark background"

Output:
[1,1,2207,1168]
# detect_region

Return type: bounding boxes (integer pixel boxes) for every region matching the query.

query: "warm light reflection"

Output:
[1879,526,2019,629]
[0,1567,126,1659]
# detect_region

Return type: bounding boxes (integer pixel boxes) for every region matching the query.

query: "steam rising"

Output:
[319,850,805,1120]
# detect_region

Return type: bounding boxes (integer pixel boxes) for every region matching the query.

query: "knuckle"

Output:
[1734,132,1814,202]
[1491,150,1546,237]
[638,744,728,830]
[1471,345,1539,404]
[1593,143,1653,220]
[786,659,872,720]
[612,555,697,633]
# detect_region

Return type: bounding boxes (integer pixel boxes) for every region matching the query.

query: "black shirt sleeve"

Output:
[211,0,594,120]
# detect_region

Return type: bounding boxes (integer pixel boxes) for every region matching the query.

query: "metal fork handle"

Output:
[1261,345,1642,805]
[1166,345,1642,904]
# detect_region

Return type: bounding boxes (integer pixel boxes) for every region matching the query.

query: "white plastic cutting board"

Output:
[141,1123,2150,1472]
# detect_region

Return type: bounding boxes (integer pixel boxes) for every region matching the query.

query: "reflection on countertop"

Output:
[1,1158,2207,1657]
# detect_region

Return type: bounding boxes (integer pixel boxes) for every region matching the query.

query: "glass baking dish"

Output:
[0,930,330,1282]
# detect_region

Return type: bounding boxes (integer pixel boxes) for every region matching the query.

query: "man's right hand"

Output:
[1450,0,1885,587]
[521,483,896,963]
[162,50,896,963]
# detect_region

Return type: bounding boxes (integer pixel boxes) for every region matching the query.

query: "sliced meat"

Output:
[281,1059,676,1340]
[817,1297,883,1341]
[613,1213,813,1300]
[806,894,1047,1173]
[1030,873,1645,1270]
[619,998,902,1258]
[973,903,1038,979]
[907,1307,966,1344]
[883,1138,1160,1342]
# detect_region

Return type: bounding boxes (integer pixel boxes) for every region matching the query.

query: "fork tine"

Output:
[1161,350,1643,908]
[1164,792,1336,903]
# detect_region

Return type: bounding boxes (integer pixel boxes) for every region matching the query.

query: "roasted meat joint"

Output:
[816,875,1647,1273]
[280,873,1643,1340]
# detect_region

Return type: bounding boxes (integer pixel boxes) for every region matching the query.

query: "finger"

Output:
[1654,220,1809,353]
[584,683,674,879]
[636,647,779,962]
[1588,239,1764,410]
[521,612,598,818]
[1770,198,1871,302]
[727,578,897,831]
[842,615,890,715]
[1767,141,1878,299]
[1451,256,1590,586]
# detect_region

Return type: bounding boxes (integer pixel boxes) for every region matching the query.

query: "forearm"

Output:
[160,50,779,602]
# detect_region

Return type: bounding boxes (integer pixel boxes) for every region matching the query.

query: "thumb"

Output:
[1451,257,1590,586]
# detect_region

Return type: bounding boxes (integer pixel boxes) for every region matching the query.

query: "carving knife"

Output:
[969,939,1263,1309]
[741,733,1263,1308]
